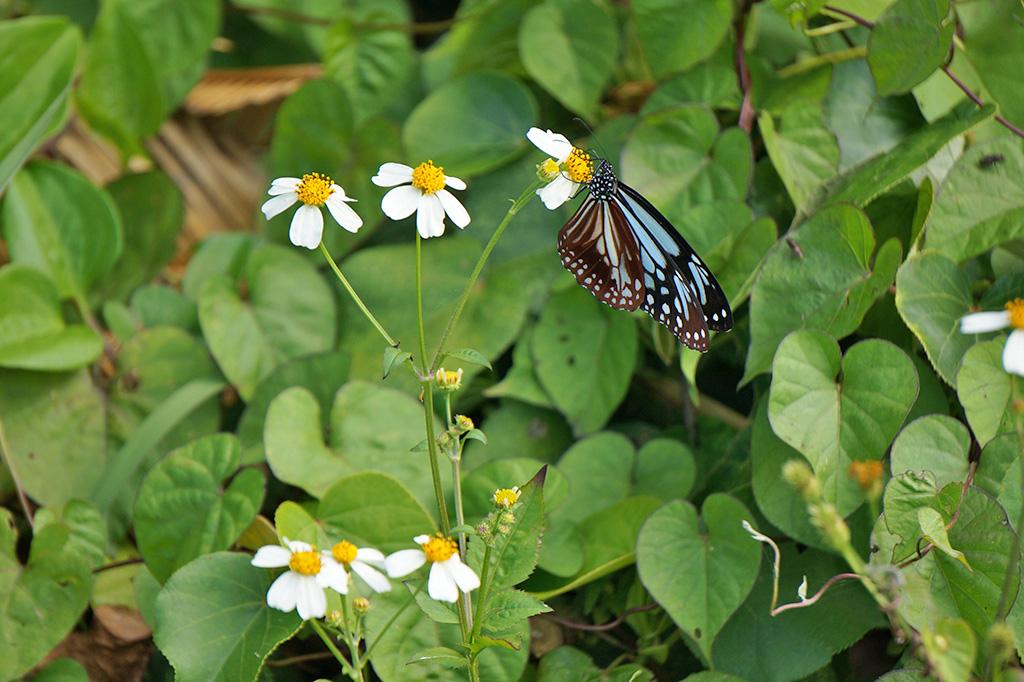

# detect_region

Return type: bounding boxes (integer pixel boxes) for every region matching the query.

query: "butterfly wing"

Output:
[558,194,645,311]
[616,182,733,332]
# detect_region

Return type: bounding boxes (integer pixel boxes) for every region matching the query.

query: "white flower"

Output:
[251,539,332,620]
[371,161,470,239]
[384,533,480,603]
[261,172,362,250]
[960,297,1024,376]
[526,127,594,210]
[318,540,392,594]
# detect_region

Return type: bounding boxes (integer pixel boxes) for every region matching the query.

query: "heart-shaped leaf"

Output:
[318,472,434,553]
[636,494,761,660]
[956,338,1014,447]
[135,434,265,583]
[769,330,918,515]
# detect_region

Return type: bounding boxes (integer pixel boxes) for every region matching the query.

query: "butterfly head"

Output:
[587,159,618,201]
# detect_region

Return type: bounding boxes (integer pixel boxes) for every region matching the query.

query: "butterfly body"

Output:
[557,160,732,352]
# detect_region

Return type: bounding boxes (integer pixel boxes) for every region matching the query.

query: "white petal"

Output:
[351,560,392,593]
[413,535,430,545]
[261,192,298,220]
[527,127,573,162]
[381,185,420,221]
[417,194,445,239]
[372,163,414,187]
[961,310,1010,334]
[266,571,299,613]
[427,562,459,603]
[356,548,386,566]
[1004,330,1024,376]
[295,576,327,620]
[289,204,323,250]
[325,194,363,233]
[287,540,313,553]
[443,556,480,593]
[436,189,471,229]
[252,545,292,568]
[385,549,426,577]
[444,175,467,191]
[268,185,298,196]
[271,177,301,189]
[316,561,350,594]
[329,183,352,201]
[537,175,577,210]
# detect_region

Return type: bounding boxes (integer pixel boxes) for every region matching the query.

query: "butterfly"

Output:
[557,159,732,352]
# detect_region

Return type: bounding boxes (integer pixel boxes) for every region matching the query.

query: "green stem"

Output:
[471,545,492,640]
[342,594,364,679]
[363,584,423,662]
[0,419,33,528]
[320,242,398,348]
[996,376,1024,621]
[309,619,358,679]
[452,453,473,630]
[428,180,541,373]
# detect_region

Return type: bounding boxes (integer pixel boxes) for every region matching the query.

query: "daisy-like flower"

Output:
[251,539,331,620]
[435,367,463,391]
[261,172,362,249]
[384,533,480,603]
[526,127,594,210]
[371,161,470,239]
[493,486,521,509]
[318,540,392,594]
[960,297,1024,376]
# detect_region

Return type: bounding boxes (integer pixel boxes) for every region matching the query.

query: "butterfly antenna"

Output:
[572,117,609,162]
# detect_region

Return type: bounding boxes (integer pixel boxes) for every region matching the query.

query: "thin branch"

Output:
[93,557,145,574]
[733,0,756,133]
[821,4,1024,140]
[695,393,751,430]
[547,603,659,632]
[267,651,335,668]
[771,573,861,615]
[0,420,33,529]
[228,3,463,34]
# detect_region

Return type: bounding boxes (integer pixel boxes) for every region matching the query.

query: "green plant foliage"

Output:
[867,0,954,95]
[632,0,732,78]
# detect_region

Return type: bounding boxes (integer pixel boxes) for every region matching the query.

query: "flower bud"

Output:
[810,502,850,550]
[454,414,474,433]
[325,610,345,628]
[782,459,820,501]
[353,597,371,615]
[537,158,560,182]
[435,367,463,391]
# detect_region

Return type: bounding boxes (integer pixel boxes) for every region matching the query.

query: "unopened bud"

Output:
[435,367,463,391]
[537,158,560,182]
[782,459,820,501]
[353,597,370,615]
[325,610,344,628]
[455,414,474,433]
[810,502,850,550]
[989,622,1017,661]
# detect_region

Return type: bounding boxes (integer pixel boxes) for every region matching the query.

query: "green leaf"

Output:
[274,501,330,548]
[198,244,336,400]
[153,552,302,682]
[924,138,1024,262]
[237,351,349,465]
[318,472,434,553]
[93,171,184,302]
[636,495,761,660]
[402,72,537,178]
[463,401,573,473]
[0,368,106,508]
[894,250,976,385]
[769,331,918,515]
[134,434,265,583]
[632,0,732,77]
[483,589,551,637]
[444,347,493,370]
[918,507,970,570]
[815,104,994,210]
[470,467,546,590]
[0,509,92,680]
[712,545,883,681]
[383,346,412,379]
[323,1,414,124]
[621,107,751,213]
[744,204,901,381]
[632,438,698,501]
[875,470,942,563]
[462,458,569,521]
[485,328,553,408]
[265,382,449,508]
[0,264,102,370]
[76,0,219,153]
[957,1,1024,132]
[2,161,122,300]
[554,432,634,522]
[921,618,975,682]
[532,287,638,435]
[867,0,953,95]
[518,0,619,119]
[33,499,107,571]
[32,657,89,682]
[890,415,971,488]
[759,104,839,212]
[956,339,1015,447]
[131,284,199,332]
[0,16,80,192]
[974,433,1022,532]
[407,646,467,668]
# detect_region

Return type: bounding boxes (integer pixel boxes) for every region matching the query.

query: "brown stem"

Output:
[733,0,756,133]
[92,557,145,574]
[267,652,336,668]
[822,4,1024,140]
[547,603,659,632]
[771,573,860,615]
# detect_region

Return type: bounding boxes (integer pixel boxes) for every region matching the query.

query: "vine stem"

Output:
[996,375,1024,621]
[0,420,33,529]
[733,0,756,133]
[309,619,358,679]
[428,180,541,373]
[320,242,398,348]
[362,583,423,662]
[821,3,1024,140]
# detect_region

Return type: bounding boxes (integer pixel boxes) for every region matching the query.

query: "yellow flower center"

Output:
[289,549,322,576]
[411,160,446,195]
[564,147,593,184]
[493,487,520,509]
[331,540,358,565]
[435,367,462,390]
[295,172,335,206]
[1006,298,1024,330]
[420,534,458,563]
[539,158,561,181]
[456,414,474,431]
